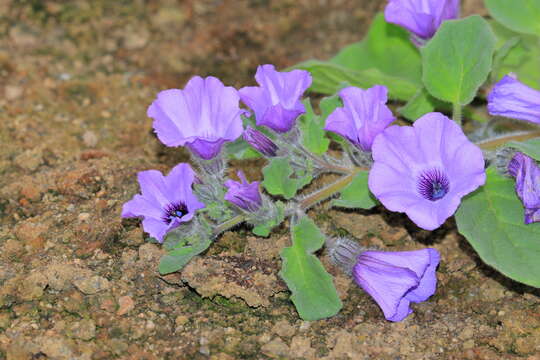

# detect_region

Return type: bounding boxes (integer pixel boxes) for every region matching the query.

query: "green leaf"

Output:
[298,99,330,155]
[421,16,496,105]
[455,167,540,288]
[332,13,422,85]
[225,137,261,160]
[262,158,312,199]
[293,60,418,101]
[490,21,540,87]
[485,0,540,36]
[332,171,377,209]
[398,87,445,121]
[505,137,540,161]
[158,232,212,275]
[279,216,342,320]
[251,202,285,237]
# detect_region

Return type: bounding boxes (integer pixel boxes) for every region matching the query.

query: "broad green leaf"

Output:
[332,13,422,85]
[332,171,377,209]
[225,137,261,160]
[319,94,342,119]
[455,167,540,288]
[279,216,342,320]
[293,60,418,100]
[298,99,330,155]
[485,0,540,36]
[421,16,496,105]
[262,158,312,199]
[158,232,212,275]
[505,137,540,161]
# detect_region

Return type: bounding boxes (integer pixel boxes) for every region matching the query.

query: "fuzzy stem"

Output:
[212,214,245,236]
[476,130,540,150]
[452,102,462,126]
[299,168,365,211]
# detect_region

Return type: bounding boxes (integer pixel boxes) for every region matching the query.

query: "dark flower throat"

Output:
[162,202,188,224]
[417,169,450,201]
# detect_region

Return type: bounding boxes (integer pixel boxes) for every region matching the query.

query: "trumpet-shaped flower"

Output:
[239,64,312,133]
[353,248,440,322]
[487,75,540,125]
[384,0,460,44]
[224,171,262,212]
[508,152,540,224]
[122,163,205,242]
[324,85,395,152]
[148,76,245,160]
[369,112,486,230]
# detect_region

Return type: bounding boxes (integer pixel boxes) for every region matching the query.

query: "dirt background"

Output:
[1,0,539,359]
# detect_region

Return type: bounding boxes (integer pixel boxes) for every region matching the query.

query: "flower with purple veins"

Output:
[224,171,262,212]
[369,112,486,230]
[487,75,540,125]
[508,152,540,224]
[384,0,460,45]
[239,64,312,133]
[148,76,245,160]
[121,163,205,243]
[353,248,440,322]
[243,126,278,157]
[324,85,395,152]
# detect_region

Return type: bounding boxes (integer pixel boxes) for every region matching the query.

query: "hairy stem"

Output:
[476,130,540,150]
[212,214,245,236]
[452,102,462,126]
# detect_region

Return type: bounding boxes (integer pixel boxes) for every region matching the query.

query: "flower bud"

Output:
[243,126,278,157]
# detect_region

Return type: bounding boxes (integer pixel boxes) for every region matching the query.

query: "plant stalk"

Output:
[476,130,540,150]
[452,102,462,126]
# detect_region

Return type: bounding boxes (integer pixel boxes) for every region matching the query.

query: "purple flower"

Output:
[369,112,486,230]
[353,248,440,322]
[239,64,312,133]
[243,126,278,157]
[384,0,460,44]
[508,152,540,224]
[324,85,395,152]
[148,76,245,160]
[224,171,262,212]
[487,75,540,125]
[121,163,205,242]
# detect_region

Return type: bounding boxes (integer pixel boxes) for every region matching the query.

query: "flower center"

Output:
[417,168,450,201]
[162,202,188,224]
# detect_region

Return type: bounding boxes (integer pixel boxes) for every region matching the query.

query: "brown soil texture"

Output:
[1,0,539,359]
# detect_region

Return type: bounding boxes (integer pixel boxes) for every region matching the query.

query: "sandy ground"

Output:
[0,0,538,359]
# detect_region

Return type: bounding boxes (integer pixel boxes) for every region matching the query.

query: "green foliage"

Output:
[455,168,540,288]
[279,216,342,320]
[485,0,540,36]
[291,13,421,100]
[298,99,331,155]
[262,157,312,199]
[398,87,445,121]
[421,16,496,105]
[251,202,286,237]
[490,21,540,87]
[505,138,540,161]
[332,171,377,209]
[159,230,212,275]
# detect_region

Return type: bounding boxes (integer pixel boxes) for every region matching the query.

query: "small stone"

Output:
[19,182,42,201]
[73,275,110,295]
[123,29,150,50]
[3,238,25,259]
[5,85,23,100]
[68,319,96,341]
[78,212,91,222]
[175,315,189,326]
[515,334,539,355]
[272,320,296,338]
[116,296,135,316]
[18,272,48,301]
[138,243,164,264]
[290,336,316,359]
[13,148,43,172]
[261,337,289,359]
[14,220,48,249]
[45,263,79,291]
[0,312,11,329]
[82,130,98,147]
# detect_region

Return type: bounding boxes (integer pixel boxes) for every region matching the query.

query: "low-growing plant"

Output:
[122,0,540,321]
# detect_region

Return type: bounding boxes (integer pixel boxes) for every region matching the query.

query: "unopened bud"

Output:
[243,126,278,157]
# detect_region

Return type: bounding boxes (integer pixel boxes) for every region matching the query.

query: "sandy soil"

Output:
[0,0,538,359]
